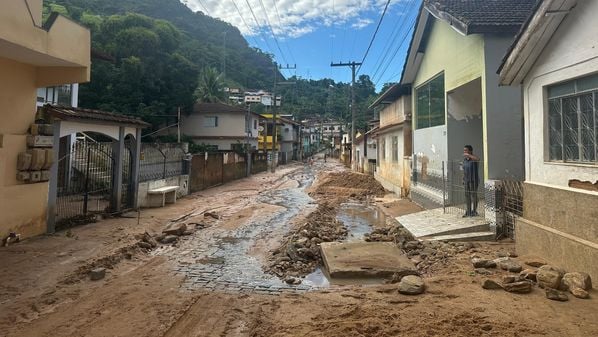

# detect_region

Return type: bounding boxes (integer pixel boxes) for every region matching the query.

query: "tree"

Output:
[194,67,226,103]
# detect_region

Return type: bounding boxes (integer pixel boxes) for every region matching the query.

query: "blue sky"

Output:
[182,0,421,91]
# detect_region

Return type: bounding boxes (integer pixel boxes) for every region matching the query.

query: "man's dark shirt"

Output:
[463,158,479,186]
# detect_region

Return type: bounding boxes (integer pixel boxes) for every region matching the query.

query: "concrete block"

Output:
[16,171,31,182]
[17,152,32,170]
[28,149,46,170]
[29,124,52,136]
[42,148,53,170]
[26,135,53,148]
[30,171,41,183]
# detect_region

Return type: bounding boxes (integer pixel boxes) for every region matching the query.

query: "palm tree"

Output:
[194,67,226,103]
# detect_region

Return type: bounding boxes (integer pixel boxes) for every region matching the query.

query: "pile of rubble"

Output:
[365,224,477,274]
[265,203,348,282]
[312,172,386,199]
[477,255,592,300]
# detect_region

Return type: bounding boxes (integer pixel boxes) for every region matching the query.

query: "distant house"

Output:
[354,126,378,175]
[399,0,536,217]
[498,0,598,281]
[370,84,412,196]
[181,102,260,151]
[279,117,301,161]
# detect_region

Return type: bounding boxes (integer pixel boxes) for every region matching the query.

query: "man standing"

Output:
[462,145,480,217]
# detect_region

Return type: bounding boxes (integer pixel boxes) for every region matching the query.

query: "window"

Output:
[392,136,399,162]
[416,73,445,129]
[547,73,598,163]
[203,116,218,127]
[381,138,386,160]
[254,119,257,129]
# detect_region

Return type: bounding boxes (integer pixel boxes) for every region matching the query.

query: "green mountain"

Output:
[44,0,281,121]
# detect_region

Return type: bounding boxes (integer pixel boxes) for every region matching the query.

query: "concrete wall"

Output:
[522,0,598,187]
[516,182,598,282]
[376,127,405,195]
[0,4,90,239]
[483,35,524,180]
[137,175,189,208]
[413,125,447,175]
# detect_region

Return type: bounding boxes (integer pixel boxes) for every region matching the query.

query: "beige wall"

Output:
[0,3,90,239]
[181,112,259,139]
[517,182,598,282]
[376,128,405,194]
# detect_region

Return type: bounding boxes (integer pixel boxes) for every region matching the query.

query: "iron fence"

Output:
[444,160,486,217]
[500,179,523,239]
[139,143,188,182]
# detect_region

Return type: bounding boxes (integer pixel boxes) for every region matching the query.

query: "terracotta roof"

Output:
[43,104,150,127]
[425,0,539,34]
[193,102,261,118]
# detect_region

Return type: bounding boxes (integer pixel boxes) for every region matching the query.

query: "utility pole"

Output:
[270,64,296,173]
[177,106,181,143]
[331,61,361,169]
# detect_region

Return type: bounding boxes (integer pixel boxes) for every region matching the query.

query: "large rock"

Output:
[472,258,497,269]
[502,281,532,293]
[398,275,425,295]
[545,288,568,301]
[571,287,590,299]
[524,256,547,268]
[537,265,564,289]
[161,235,178,244]
[89,268,106,281]
[498,259,523,273]
[163,223,187,236]
[561,272,592,291]
[520,269,537,282]
[482,279,503,290]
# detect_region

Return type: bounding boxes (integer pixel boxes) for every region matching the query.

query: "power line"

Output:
[370,0,418,81]
[272,0,297,66]
[244,0,276,58]
[230,0,261,47]
[256,0,289,65]
[196,0,210,15]
[374,16,417,86]
[356,0,392,75]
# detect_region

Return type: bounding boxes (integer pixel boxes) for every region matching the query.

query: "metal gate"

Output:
[56,141,114,228]
[444,160,486,217]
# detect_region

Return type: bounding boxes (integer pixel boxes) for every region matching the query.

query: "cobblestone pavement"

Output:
[157,165,327,295]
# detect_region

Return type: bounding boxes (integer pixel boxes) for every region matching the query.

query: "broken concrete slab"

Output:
[320,242,416,279]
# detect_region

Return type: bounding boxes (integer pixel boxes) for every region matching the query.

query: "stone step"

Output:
[423,231,496,242]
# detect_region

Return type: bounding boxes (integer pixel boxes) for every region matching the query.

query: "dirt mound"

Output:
[265,203,348,279]
[312,172,386,199]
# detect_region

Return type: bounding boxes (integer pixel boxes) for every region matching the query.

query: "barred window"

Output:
[548,74,598,163]
[416,73,445,129]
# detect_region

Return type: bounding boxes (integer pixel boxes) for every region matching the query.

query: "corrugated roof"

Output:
[425,0,539,34]
[43,104,150,127]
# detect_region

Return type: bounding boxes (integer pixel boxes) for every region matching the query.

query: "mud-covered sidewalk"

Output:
[0,158,597,337]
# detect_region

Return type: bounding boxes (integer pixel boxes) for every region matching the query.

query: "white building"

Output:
[181,102,260,151]
[499,0,598,281]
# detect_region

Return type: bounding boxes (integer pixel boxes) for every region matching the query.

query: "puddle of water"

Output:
[337,202,388,240]
[303,268,330,287]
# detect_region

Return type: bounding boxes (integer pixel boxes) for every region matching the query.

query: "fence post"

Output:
[442,161,446,214]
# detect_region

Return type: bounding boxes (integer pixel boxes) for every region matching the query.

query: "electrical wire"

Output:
[243,0,276,58]
[196,0,211,15]
[356,0,392,75]
[230,0,261,47]
[256,0,289,65]
[272,0,297,66]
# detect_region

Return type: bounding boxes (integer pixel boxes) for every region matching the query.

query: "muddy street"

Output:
[1,159,597,337]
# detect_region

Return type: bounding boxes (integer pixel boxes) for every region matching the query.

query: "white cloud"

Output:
[183,0,399,38]
[351,18,373,29]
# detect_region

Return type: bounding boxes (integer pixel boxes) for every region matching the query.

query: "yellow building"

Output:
[0,1,90,239]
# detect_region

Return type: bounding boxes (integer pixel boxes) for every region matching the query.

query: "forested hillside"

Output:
[43,0,281,122]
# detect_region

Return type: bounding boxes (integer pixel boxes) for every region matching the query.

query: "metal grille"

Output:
[444,160,485,217]
[500,179,523,239]
[56,141,114,228]
[139,143,187,182]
